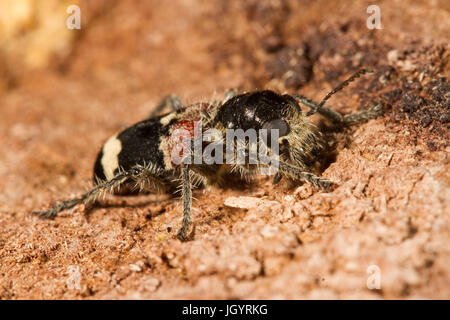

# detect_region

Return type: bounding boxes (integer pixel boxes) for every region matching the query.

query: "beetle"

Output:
[34,68,382,241]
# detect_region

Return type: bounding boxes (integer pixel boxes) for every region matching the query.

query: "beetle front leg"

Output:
[279,161,333,191]
[342,104,382,126]
[293,94,382,126]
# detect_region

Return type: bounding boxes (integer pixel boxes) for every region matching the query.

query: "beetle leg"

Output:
[149,94,183,118]
[176,164,193,241]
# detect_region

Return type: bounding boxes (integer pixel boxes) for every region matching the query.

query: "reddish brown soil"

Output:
[0,0,449,299]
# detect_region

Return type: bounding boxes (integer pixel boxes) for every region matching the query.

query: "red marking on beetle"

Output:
[168,120,199,167]
[172,120,196,137]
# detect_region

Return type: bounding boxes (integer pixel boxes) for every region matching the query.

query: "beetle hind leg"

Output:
[33,169,135,219]
[34,163,170,219]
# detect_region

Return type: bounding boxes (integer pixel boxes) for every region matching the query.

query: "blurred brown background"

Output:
[0,0,448,299]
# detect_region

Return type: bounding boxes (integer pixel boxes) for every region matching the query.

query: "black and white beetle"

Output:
[34,69,382,241]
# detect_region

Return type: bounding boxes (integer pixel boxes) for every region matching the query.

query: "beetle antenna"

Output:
[306,68,374,116]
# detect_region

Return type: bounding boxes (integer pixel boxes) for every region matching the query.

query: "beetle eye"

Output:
[262,119,290,137]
